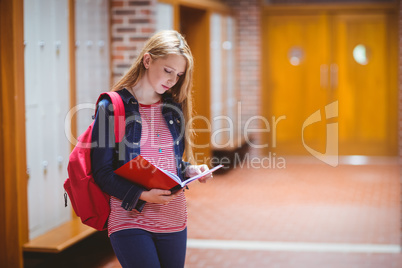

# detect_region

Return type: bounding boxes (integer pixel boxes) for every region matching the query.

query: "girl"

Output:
[91,30,212,267]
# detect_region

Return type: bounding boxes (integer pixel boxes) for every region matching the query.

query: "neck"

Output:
[129,81,161,105]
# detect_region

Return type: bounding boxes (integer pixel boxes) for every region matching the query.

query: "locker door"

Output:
[24,0,71,240]
[75,0,110,135]
[52,0,70,226]
[25,0,42,237]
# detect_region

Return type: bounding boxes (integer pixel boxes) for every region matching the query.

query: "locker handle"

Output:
[55,41,61,50]
[42,160,48,172]
[38,41,45,48]
[86,40,93,48]
[98,40,105,48]
[57,156,64,168]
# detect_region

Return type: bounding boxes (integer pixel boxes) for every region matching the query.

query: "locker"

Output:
[75,0,110,135]
[24,0,71,240]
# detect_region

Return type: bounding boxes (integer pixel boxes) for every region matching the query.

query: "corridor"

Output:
[24,157,401,267]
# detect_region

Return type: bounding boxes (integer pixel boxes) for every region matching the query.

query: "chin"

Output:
[158,88,170,95]
[156,90,166,95]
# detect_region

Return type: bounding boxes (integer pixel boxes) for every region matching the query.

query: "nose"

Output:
[166,79,173,87]
[167,74,178,86]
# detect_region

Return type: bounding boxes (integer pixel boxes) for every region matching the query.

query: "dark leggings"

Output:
[109,228,187,268]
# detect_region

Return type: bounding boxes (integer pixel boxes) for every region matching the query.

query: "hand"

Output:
[139,189,183,205]
[186,164,213,183]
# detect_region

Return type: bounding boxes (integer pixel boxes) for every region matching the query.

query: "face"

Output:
[143,53,187,95]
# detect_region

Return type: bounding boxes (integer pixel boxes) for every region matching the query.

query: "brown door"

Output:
[332,13,398,155]
[180,6,211,163]
[262,11,397,156]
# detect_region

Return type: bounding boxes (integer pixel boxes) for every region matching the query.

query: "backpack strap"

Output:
[95,91,125,143]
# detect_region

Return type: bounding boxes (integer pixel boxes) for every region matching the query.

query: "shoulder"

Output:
[97,89,129,106]
[96,94,116,116]
[97,96,113,110]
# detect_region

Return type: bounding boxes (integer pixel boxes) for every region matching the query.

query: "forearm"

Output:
[91,98,146,211]
[92,162,145,211]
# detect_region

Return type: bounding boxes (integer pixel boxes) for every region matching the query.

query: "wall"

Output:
[399,0,402,245]
[110,0,156,84]
[223,0,262,156]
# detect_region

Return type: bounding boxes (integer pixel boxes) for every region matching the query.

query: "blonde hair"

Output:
[112,30,194,163]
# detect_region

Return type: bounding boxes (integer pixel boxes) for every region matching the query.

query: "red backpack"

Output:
[64,92,125,231]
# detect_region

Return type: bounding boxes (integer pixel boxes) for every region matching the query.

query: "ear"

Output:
[143,53,152,69]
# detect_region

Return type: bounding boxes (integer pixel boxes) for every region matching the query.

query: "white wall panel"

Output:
[156,2,174,31]
[210,13,238,149]
[24,0,71,240]
[225,16,236,133]
[210,13,225,147]
[75,0,110,134]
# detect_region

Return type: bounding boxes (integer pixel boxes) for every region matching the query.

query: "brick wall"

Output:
[111,0,262,155]
[223,0,262,156]
[110,0,156,84]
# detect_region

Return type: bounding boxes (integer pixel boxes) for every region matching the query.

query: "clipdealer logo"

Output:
[302,101,339,167]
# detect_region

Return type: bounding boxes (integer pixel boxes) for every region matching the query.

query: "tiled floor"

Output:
[183,160,401,267]
[24,158,401,267]
[186,163,400,244]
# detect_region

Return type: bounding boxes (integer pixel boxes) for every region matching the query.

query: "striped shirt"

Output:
[108,100,187,236]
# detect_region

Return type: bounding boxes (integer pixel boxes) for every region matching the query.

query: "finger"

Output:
[189,165,198,174]
[199,174,212,183]
[199,164,209,173]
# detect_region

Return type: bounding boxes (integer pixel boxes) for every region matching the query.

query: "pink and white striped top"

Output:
[108,100,187,236]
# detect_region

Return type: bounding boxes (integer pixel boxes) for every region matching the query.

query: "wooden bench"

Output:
[23,218,97,253]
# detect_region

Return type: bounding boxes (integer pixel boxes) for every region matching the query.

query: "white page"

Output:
[181,165,224,186]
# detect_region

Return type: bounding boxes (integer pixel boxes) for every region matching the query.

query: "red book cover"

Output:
[114,155,223,192]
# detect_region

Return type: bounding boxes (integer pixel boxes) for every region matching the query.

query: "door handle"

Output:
[320,64,328,88]
[330,63,338,90]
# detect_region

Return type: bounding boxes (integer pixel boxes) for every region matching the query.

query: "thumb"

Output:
[162,190,172,195]
[155,189,171,196]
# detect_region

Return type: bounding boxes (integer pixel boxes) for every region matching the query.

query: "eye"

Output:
[164,68,172,74]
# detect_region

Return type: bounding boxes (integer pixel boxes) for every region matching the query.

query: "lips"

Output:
[162,85,170,90]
